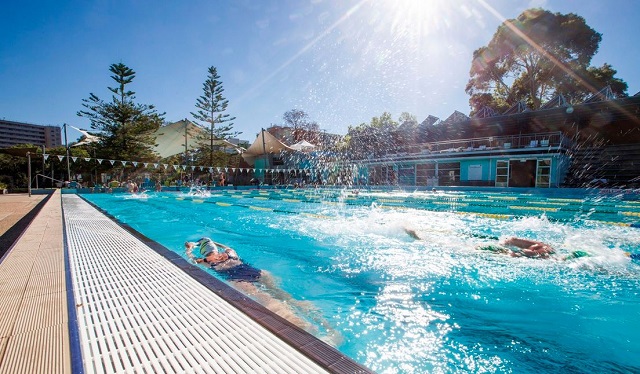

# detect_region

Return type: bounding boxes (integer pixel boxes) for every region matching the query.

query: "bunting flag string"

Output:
[40,153,347,180]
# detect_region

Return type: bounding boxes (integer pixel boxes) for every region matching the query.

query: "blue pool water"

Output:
[80,188,640,373]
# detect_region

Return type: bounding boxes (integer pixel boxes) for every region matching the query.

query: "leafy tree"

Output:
[345,112,399,159]
[466,8,627,114]
[568,63,628,102]
[191,66,238,166]
[398,112,417,126]
[282,109,319,143]
[77,63,164,162]
[397,112,421,147]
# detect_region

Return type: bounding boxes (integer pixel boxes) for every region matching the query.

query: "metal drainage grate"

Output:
[63,195,328,373]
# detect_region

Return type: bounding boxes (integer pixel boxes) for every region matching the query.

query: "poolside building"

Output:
[253,89,640,189]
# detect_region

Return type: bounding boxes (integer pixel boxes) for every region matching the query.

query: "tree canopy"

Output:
[191,66,238,166]
[282,109,319,143]
[466,8,628,115]
[77,63,164,161]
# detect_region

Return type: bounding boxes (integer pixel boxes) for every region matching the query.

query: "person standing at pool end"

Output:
[185,238,343,346]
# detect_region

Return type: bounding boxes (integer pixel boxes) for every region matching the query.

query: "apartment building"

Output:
[0,119,63,148]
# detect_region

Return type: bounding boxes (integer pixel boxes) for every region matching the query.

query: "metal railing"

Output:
[359,131,570,163]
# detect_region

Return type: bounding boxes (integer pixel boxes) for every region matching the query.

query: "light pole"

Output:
[63,123,71,183]
[27,152,31,197]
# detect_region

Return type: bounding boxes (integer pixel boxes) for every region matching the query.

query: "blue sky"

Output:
[2,0,639,143]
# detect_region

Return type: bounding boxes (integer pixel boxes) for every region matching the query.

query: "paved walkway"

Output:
[0,193,47,257]
[0,190,70,373]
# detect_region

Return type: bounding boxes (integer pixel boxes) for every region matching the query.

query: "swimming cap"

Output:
[197,238,218,256]
[568,250,589,259]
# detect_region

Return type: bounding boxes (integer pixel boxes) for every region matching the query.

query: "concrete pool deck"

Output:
[0,191,371,373]
[0,191,69,373]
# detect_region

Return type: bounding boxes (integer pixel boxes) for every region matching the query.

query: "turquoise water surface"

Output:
[80,188,640,373]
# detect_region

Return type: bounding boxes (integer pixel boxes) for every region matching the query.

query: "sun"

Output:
[376,0,458,40]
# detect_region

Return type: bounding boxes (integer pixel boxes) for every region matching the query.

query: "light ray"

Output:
[235,0,369,105]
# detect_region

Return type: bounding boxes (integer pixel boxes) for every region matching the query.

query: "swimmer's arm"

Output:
[502,237,540,249]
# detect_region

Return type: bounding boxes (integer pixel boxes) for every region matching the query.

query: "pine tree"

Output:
[191,66,238,166]
[77,63,164,162]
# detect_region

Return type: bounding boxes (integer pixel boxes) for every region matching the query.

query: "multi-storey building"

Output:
[0,119,63,148]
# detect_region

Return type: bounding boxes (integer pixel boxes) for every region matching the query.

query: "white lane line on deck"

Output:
[62,195,328,373]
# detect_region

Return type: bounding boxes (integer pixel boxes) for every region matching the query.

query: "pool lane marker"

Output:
[508,206,559,212]
[177,193,640,228]
[188,196,333,219]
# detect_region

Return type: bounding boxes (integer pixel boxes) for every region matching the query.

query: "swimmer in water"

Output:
[185,237,342,346]
[476,237,594,261]
[405,228,589,261]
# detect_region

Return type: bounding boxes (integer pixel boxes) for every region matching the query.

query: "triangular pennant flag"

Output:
[109,160,115,165]
[132,162,138,167]
[44,154,50,161]
[199,166,204,171]
[143,163,149,167]
[163,164,168,170]
[181,165,186,170]
[84,158,90,162]
[71,157,78,162]
[191,166,195,171]
[97,159,103,164]
[57,155,64,161]
[216,167,221,172]
[153,163,158,168]
[121,161,127,166]
[172,165,178,171]
[224,167,228,172]
[232,168,236,172]
[208,167,213,173]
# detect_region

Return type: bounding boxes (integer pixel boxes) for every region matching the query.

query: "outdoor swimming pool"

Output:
[80,188,640,373]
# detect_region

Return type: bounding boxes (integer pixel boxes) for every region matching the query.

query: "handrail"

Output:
[34,174,65,185]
